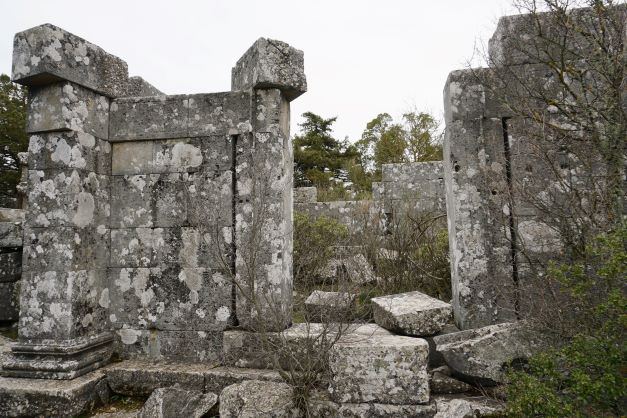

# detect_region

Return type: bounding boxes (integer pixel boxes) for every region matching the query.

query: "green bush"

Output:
[506,224,627,417]
[293,212,349,290]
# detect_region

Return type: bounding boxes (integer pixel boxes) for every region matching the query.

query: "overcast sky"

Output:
[1,0,517,142]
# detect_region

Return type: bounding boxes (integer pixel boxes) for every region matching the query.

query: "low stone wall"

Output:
[294,200,384,233]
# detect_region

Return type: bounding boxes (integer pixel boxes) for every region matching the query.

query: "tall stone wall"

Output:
[443,6,625,329]
[2,24,304,379]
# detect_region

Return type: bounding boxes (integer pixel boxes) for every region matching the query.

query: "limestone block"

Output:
[109,92,251,141]
[105,360,207,396]
[18,270,109,339]
[433,322,549,385]
[0,371,107,417]
[293,187,317,204]
[22,227,109,271]
[186,170,233,227]
[295,200,383,234]
[371,291,452,336]
[232,38,306,101]
[187,92,251,137]
[328,333,430,405]
[338,402,437,418]
[28,132,111,174]
[321,252,378,285]
[12,23,128,97]
[204,366,283,394]
[108,267,231,332]
[138,387,217,418]
[110,227,228,270]
[27,83,109,138]
[113,329,223,363]
[0,281,20,321]
[219,380,299,418]
[304,290,355,322]
[125,76,163,97]
[25,170,110,228]
[371,182,384,200]
[0,222,23,248]
[433,395,503,418]
[0,251,22,282]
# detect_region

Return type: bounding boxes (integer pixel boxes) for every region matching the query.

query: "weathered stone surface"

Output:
[105,360,208,396]
[28,131,111,174]
[338,401,437,418]
[204,366,283,394]
[293,186,317,203]
[0,281,20,321]
[232,38,306,101]
[12,24,128,97]
[138,387,217,418]
[328,333,430,405]
[0,251,22,282]
[430,366,473,394]
[433,322,548,385]
[304,290,355,322]
[0,209,25,223]
[0,222,23,248]
[380,161,446,215]
[109,92,251,141]
[219,380,299,418]
[27,82,109,137]
[0,370,106,417]
[433,395,503,418]
[320,248,379,285]
[371,291,452,336]
[125,76,163,97]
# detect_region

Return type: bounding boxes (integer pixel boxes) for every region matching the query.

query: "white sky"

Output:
[1,0,517,142]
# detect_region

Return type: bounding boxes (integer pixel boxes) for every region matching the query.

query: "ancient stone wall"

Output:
[443,6,626,329]
[0,209,23,323]
[2,24,304,379]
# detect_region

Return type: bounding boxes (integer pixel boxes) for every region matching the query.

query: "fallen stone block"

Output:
[328,333,430,405]
[0,370,106,417]
[372,291,452,336]
[338,402,437,418]
[204,366,283,394]
[219,380,299,418]
[430,366,473,394]
[321,249,379,285]
[104,360,208,396]
[425,323,460,368]
[433,322,548,385]
[304,290,355,322]
[138,387,217,418]
[433,395,504,418]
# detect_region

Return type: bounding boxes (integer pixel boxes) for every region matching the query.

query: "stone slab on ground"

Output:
[204,366,284,394]
[433,395,504,418]
[304,290,355,322]
[0,370,106,417]
[338,401,437,418]
[372,291,452,336]
[433,321,548,385]
[104,359,209,396]
[328,332,430,405]
[219,379,299,418]
[138,387,217,418]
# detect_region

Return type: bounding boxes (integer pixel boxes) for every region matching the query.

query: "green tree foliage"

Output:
[293,112,358,189]
[355,111,442,181]
[0,74,28,203]
[506,224,627,417]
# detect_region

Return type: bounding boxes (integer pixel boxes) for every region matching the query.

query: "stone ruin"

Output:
[0,5,622,418]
